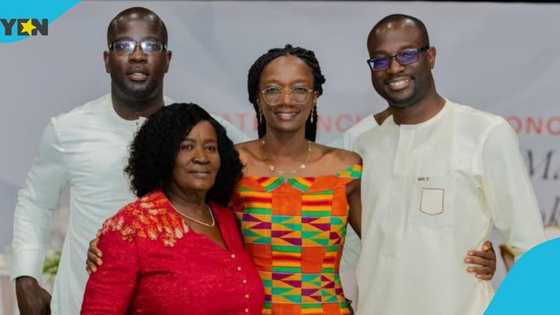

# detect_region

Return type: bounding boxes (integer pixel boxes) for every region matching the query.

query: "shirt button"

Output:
[245,293,250,299]
[237,266,242,271]
[245,308,249,313]
[242,279,247,284]
[231,253,236,259]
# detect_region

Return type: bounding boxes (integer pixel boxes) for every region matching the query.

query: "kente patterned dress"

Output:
[81,191,264,315]
[232,164,362,315]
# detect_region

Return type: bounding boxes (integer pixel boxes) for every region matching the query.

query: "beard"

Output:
[374,74,432,109]
[111,74,161,106]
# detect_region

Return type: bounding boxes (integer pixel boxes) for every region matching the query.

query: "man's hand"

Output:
[15,276,51,315]
[464,240,497,280]
[86,238,103,274]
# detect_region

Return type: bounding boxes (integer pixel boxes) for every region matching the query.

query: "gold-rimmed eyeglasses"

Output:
[260,86,314,105]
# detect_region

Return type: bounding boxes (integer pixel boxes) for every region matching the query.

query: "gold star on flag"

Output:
[20,19,36,36]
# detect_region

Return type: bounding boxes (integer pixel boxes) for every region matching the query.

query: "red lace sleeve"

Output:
[81,210,139,314]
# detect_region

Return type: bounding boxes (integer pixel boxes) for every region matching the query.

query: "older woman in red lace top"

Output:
[80,103,264,315]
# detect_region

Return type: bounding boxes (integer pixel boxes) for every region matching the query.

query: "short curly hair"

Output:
[125,103,242,206]
[247,44,326,142]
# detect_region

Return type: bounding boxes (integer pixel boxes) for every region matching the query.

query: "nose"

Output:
[193,145,209,164]
[129,44,147,62]
[280,88,297,105]
[387,56,405,74]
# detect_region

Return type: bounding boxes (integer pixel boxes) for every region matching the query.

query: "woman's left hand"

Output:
[464,240,496,280]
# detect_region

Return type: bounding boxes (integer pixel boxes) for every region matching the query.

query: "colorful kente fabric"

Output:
[233,164,362,315]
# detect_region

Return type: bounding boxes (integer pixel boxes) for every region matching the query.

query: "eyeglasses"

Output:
[260,86,314,105]
[367,46,429,71]
[108,39,166,55]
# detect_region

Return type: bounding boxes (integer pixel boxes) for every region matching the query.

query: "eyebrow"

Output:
[112,36,160,42]
[182,137,218,143]
[372,45,420,55]
[261,79,312,86]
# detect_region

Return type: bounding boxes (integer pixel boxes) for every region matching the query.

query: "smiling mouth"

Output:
[274,112,299,121]
[386,77,412,91]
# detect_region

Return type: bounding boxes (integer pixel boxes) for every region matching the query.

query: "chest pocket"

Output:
[410,173,455,228]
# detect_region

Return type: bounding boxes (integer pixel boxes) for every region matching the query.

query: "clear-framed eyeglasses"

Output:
[108,39,167,56]
[260,86,314,106]
[367,46,429,71]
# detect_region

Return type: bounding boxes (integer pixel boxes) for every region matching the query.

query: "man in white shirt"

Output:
[11,7,246,315]
[353,14,545,315]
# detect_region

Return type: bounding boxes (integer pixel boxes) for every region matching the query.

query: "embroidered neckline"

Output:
[246,164,362,192]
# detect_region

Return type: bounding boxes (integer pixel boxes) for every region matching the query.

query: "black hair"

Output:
[107,7,168,46]
[369,14,430,47]
[125,103,242,206]
[247,44,326,142]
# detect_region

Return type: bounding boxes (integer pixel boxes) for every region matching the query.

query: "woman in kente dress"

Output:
[233,45,363,315]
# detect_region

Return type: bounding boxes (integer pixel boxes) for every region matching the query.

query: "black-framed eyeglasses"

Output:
[260,86,314,105]
[108,39,167,55]
[367,46,429,71]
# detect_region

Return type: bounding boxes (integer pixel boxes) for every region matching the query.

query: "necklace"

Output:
[172,204,215,227]
[260,139,312,175]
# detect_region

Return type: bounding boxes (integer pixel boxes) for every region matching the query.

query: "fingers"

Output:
[90,238,102,258]
[467,249,494,260]
[466,266,493,280]
[465,255,493,267]
[86,260,97,274]
[465,242,497,281]
[87,246,103,266]
[86,245,102,274]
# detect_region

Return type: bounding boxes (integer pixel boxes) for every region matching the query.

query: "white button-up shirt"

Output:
[11,94,248,315]
[355,100,545,315]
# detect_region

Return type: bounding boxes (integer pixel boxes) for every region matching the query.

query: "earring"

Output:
[310,106,315,124]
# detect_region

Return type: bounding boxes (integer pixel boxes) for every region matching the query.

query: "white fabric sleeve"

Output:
[481,120,545,252]
[11,120,68,281]
[210,113,250,144]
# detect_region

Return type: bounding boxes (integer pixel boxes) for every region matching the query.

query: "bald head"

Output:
[107,7,168,46]
[368,14,430,49]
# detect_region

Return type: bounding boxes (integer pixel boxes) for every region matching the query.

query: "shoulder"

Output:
[448,100,513,142]
[333,114,378,150]
[99,191,187,246]
[51,95,110,130]
[344,114,378,135]
[343,114,379,143]
[450,101,506,129]
[315,143,362,171]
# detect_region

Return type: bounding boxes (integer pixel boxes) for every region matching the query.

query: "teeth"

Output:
[276,113,296,120]
[129,73,147,81]
[387,78,410,90]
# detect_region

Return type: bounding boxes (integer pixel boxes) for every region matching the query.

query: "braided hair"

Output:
[247,44,326,142]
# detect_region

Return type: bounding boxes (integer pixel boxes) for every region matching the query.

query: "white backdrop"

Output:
[0,1,558,282]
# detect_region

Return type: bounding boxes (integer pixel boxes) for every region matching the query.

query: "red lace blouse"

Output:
[81,191,264,315]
